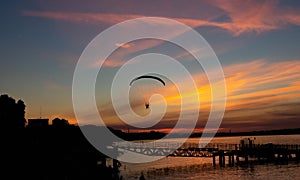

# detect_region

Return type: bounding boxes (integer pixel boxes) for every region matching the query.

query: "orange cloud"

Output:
[89,59,126,68]
[224,59,300,107]
[157,59,300,119]
[94,59,300,131]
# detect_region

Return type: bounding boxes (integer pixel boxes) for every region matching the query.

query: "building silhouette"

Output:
[27,118,49,128]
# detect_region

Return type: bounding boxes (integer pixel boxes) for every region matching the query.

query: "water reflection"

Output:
[120,135,300,180]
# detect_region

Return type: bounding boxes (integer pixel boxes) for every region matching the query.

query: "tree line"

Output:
[0,94,26,128]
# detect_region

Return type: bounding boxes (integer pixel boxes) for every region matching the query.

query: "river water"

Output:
[116,134,300,180]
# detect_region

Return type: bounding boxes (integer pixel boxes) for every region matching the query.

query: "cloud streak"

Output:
[22,11,143,25]
[23,1,300,36]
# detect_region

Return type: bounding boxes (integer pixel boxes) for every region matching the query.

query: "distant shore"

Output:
[113,127,300,141]
[192,127,300,138]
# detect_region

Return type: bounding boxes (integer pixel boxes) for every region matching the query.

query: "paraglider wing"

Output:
[129,75,165,86]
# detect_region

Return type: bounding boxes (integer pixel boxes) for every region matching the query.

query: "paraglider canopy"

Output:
[130,75,166,86]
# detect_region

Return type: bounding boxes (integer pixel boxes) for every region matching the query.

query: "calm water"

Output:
[117,135,300,180]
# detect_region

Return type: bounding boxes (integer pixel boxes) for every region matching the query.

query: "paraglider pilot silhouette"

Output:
[145,102,150,109]
[130,74,166,109]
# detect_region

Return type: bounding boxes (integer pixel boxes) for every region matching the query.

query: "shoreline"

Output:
[117,128,300,141]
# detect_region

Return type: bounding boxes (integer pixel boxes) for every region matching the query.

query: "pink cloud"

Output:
[22,0,300,36]
[89,59,126,68]
[208,0,300,35]
[115,43,131,48]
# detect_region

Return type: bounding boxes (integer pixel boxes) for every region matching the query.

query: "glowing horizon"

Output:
[1,0,300,133]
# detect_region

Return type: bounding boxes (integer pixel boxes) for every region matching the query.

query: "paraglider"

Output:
[129,74,165,109]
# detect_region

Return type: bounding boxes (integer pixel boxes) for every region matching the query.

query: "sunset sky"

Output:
[1,0,300,132]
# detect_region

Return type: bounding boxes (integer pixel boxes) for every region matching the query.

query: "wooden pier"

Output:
[168,138,300,166]
[211,143,300,166]
[115,138,300,166]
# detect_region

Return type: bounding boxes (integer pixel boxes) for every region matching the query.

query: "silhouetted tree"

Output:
[0,94,26,128]
[52,117,69,127]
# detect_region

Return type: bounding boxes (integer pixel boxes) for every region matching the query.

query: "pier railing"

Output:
[113,141,239,150]
[113,141,300,157]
